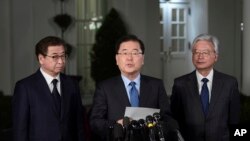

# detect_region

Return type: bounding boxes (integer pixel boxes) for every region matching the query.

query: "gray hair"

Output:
[191,33,219,54]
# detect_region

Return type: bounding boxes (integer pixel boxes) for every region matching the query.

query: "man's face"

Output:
[39,45,66,77]
[116,41,144,78]
[192,40,218,73]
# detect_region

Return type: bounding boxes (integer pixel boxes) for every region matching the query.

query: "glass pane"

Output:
[172,24,177,36]
[89,0,97,19]
[171,39,178,52]
[179,9,184,22]
[97,0,107,18]
[179,24,185,36]
[179,39,185,52]
[79,21,96,44]
[172,9,177,21]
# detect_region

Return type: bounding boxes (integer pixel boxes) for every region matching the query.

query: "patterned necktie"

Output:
[52,79,61,116]
[129,82,139,107]
[201,78,209,116]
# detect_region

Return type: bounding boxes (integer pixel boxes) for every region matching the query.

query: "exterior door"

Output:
[160,1,191,95]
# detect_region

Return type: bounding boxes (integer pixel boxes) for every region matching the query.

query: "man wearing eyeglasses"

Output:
[170,33,240,141]
[12,36,85,141]
[90,34,177,141]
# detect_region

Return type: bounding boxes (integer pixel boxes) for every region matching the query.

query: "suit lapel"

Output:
[115,76,131,106]
[139,76,149,106]
[140,75,159,107]
[35,70,60,119]
[207,71,223,116]
[187,72,206,117]
[60,74,67,120]
[187,72,200,101]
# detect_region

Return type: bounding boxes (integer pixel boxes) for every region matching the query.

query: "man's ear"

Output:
[115,54,119,65]
[214,54,218,62]
[38,54,44,64]
[142,55,145,65]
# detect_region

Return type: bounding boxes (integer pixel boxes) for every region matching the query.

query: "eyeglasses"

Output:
[46,54,67,61]
[117,52,143,56]
[192,50,215,57]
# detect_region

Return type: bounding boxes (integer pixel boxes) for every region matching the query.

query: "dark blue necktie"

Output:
[201,78,209,116]
[129,82,139,107]
[52,79,61,116]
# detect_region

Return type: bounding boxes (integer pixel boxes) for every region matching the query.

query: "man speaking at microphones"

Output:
[90,35,176,141]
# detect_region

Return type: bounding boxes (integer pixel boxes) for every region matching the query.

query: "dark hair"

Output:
[35,36,67,60]
[115,34,145,54]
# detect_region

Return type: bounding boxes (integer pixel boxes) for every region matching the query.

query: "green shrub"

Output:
[90,8,128,85]
[240,94,250,124]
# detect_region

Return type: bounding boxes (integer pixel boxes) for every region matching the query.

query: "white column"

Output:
[242,0,250,95]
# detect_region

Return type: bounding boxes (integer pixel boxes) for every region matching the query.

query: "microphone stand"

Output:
[153,113,165,141]
[138,119,148,141]
[113,123,124,141]
[123,117,130,141]
[146,115,156,141]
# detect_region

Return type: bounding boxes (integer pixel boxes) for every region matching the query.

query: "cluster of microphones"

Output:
[110,112,184,141]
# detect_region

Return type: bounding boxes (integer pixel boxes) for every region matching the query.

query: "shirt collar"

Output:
[121,74,141,87]
[196,69,214,83]
[40,68,60,84]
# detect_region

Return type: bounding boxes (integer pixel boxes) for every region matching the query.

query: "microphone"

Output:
[123,117,130,141]
[138,119,146,128]
[129,120,141,141]
[113,123,124,141]
[138,119,148,141]
[153,112,161,122]
[146,115,156,141]
[160,117,184,141]
[176,129,185,141]
[153,112,165,141]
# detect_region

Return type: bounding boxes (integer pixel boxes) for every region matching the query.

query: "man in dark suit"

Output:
[90,35,175,140]
[12,36,85,141]
[170,33,240,141]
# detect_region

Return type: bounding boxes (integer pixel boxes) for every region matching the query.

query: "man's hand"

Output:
[116,119,123,126]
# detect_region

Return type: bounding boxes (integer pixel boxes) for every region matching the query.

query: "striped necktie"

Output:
[129,82,139,107]
[200,78,209,116]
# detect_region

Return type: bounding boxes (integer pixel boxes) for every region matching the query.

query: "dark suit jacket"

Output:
[12,70,85,141]
[90,75,173,140]
[170,70,240,141]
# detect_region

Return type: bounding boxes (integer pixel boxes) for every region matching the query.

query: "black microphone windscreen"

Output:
[146,116,157,141]
[123,116,130,128]
[153,112,161,122]
[138,119,145,127]
[145,115,155,128]
[130,120,139,129]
